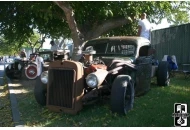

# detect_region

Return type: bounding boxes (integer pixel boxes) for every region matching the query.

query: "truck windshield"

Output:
[84,40,136,56]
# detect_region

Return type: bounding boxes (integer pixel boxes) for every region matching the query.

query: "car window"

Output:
[84,41,108,54]
[40,54,51,61]
[107,42,136,56]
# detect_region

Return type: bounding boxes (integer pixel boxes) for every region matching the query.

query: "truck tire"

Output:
[157,61,170,86]
[111,75,134,115]
[34,76,47,106]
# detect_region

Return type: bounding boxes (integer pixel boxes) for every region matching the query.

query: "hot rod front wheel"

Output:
[111,75,134,115]
[34,76,47,106]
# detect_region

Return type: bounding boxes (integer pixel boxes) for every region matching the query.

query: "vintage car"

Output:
[5,51,58,80]
[5,57,29,79]
[34,36,170,115]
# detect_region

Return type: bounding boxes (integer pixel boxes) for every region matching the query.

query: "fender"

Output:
[36,56,44,76]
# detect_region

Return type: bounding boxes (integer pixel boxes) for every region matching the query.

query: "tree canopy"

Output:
[0,37,20,55]
[0,1,190,57]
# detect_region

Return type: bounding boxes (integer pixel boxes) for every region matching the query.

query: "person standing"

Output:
[20,49,27,58]
[137,13,152,40]
[50,40,59,51]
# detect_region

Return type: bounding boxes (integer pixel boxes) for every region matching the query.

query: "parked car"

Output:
[5,51,61,80]
[24,52,52,80]
[5,58,28,79]
[34,36,170,115]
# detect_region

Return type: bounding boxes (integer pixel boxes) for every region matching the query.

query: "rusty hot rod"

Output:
[34,36,170,115]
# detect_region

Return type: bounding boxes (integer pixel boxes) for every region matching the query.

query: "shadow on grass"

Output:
[8,74,190,127]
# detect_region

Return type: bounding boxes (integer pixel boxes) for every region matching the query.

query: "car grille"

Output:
[48,69,75,108]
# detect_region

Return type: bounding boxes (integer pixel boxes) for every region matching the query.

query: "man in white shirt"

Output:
[137,13,151,40]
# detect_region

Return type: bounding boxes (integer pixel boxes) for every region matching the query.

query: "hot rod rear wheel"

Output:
[111,75,134,115]
[157,61,170,86]
[34,76,47,106]
[25,63,38,80]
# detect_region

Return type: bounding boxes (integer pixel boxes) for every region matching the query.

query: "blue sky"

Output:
[152,18,170,30]
[42,38,51,49]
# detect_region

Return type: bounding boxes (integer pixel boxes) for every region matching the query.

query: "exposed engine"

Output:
[80,46,135,105]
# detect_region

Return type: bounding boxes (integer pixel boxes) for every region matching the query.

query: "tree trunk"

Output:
[54,1,84,61]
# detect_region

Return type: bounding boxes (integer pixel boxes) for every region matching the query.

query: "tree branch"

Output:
[36,34,47,52]
[84,17,133,40]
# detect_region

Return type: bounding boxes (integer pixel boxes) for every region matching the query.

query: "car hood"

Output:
[97,56,135,67]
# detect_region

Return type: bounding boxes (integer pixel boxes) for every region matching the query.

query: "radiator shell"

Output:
[46,60,84,114]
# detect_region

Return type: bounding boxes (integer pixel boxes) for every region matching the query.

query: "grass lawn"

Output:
[0,77,14,127]
[15,74,190,126]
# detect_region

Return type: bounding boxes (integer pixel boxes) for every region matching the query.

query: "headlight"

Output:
[40,71,48,84]
[86,69,108,88]
[86,74,98,88]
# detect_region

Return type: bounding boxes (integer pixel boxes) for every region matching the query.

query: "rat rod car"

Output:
[34,36,170,115]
